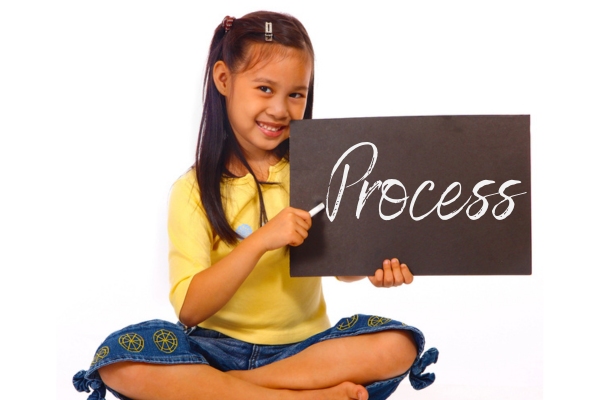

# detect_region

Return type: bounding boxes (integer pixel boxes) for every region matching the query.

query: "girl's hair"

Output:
[195,11,314,245]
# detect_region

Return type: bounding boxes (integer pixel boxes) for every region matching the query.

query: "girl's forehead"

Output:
[238,43,313,74]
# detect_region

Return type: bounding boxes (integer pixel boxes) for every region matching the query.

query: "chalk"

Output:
[308,202,325,217]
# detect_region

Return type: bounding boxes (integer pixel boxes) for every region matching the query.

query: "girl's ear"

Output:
[213,61,231,96]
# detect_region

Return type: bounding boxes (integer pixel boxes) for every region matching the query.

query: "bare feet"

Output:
[304,382,368,400]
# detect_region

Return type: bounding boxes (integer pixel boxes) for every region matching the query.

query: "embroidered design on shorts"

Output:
[153,329,178,353]
[118,333,145,353]
[368,316,391,327]
[337,315,359,330]
[91,346,110,366]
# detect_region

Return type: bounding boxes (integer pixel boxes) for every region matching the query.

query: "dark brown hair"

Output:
[195,11,314,245]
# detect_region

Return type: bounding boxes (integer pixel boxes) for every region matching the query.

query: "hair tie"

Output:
[222,16,235,33]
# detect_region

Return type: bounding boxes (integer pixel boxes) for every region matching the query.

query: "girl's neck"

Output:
[227,152,282,181]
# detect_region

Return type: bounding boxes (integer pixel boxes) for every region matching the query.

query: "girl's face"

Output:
[213,45,312,160]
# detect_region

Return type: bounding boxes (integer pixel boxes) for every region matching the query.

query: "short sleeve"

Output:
[167,171,213,319]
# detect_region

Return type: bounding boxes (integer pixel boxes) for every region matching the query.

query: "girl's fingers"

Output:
[295,224,309,241]
[290,207,312,226]
[367,259,414,288]
[383,260,394,288]
[258,208,313,250]
[368,268,384,287]
[391,258,404,285]
[294,214,311,232]
[287,224,308,246]
[400,262,414,284]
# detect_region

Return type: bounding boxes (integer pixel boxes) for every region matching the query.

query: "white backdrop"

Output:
[1,1,598,399]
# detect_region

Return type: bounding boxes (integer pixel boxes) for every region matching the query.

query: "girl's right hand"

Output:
[178,206,311,327]
[255,207,312,252]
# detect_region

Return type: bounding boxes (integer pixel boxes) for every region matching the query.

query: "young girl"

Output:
[73,11,438,400]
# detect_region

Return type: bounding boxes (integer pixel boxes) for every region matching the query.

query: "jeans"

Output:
[73,314,438,400]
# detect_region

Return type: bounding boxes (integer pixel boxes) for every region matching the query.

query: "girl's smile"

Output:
[213,44,312,161]
[256,121,285,137]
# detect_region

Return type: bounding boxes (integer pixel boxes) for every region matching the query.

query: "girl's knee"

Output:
[98,361,142,392]
[375,330,418,376]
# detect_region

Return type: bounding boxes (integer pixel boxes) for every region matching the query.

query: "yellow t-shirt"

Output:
[168,159,330,345]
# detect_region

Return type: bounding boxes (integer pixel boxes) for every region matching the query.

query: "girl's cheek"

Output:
[293,103,307,119]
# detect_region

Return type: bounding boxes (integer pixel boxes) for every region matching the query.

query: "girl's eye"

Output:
[289,93,304,99]
[259,86,272,93]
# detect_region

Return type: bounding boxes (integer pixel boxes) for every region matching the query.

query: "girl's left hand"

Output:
[368,258,413,288]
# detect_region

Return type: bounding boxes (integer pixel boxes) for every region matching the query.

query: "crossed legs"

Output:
[99,330,417,400]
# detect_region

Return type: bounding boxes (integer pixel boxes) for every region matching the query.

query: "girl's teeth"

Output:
[259,122,279,132]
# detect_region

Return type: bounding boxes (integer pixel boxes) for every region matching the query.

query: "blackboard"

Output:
[289,115,531,276]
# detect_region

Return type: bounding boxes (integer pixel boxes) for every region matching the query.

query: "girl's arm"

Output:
[176,205,312,328]
[336,258,413,288]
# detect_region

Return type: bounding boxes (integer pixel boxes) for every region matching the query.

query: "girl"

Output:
[73,11,437,400]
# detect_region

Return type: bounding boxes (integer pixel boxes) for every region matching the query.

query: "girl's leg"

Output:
[98,362,369,400]
[227,330,417,390]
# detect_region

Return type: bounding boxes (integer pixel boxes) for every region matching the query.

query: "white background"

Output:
[1,1,598,399]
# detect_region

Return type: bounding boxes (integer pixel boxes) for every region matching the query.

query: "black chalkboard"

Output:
[289,115,531,276]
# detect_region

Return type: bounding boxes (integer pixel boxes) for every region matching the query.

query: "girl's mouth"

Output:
[257,121,286,137]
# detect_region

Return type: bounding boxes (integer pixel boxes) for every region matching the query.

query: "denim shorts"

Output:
[73,314,438,400]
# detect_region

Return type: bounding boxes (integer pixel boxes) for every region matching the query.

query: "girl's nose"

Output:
[266,97,289,121]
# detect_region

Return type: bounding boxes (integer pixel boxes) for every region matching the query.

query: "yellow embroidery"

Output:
[91,346,110,366]
[337,315,359,330]
[368,316,391,327]
[153,329,178,353]
[118,333,144,353]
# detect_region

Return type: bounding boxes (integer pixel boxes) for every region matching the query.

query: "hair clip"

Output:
[222,16,235,33]
[265,22,273,41]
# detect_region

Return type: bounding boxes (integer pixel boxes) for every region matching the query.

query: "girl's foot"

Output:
[299,382,368,400]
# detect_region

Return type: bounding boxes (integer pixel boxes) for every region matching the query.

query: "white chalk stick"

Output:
[308,202,325,217]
